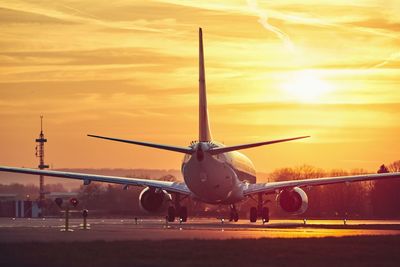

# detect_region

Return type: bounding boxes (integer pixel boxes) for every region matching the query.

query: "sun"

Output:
[281,70,332,102]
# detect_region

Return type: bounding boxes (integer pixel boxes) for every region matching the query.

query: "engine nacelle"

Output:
[276,187,308,215]
[139,187,172,213]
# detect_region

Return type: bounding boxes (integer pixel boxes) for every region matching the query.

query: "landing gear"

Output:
[261,207,269,223]
[249,192,270,223]
[167,206,176,222]
[250,207,257,222]
[167,193,188,222]
[229,204,239,222]
[179,206,188,222]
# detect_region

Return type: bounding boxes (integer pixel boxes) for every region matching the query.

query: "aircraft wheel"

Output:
[179,206,188,222]
[233,212,239,222]
[167,206,175,222]
[250,207,257,223]
[229,210,239,222]
[261,207,269,223]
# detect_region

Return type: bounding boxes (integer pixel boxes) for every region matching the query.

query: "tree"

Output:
[78,183,107,209]
[371,162,400,218]
[388,160,400,172]
[158,174,177,182]
[268,166,371,218]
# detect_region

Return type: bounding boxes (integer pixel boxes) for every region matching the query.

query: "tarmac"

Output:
[1,217,400,242]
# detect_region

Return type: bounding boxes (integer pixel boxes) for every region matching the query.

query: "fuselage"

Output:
[181,141,256,204]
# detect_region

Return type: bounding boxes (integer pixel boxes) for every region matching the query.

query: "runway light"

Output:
[221,219,224,224]
[303,219,307,225]
[69,198,79,208]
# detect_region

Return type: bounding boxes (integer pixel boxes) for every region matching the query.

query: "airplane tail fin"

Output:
[199,28,212,142]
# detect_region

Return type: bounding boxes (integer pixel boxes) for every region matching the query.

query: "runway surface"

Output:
[1,217,400,242]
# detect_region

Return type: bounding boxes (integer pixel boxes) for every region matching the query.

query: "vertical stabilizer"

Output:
[199,28,212,142]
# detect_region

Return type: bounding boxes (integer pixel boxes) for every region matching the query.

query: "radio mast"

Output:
[35,116,49,216]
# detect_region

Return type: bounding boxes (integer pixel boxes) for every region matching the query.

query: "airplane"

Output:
[1,28,400,223]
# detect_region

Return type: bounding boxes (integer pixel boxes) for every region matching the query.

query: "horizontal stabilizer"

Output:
[87,134,194,154]
[208,136,310,155]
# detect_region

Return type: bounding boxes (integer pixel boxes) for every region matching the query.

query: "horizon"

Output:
[1,1,399,173]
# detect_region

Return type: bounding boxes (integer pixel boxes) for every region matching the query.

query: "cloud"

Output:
[0,2,164,33]
[246,0,294,51]
[369,51,400,69]
[0,6,75,24]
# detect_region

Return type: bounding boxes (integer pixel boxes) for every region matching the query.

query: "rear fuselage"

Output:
[181,142,256,204]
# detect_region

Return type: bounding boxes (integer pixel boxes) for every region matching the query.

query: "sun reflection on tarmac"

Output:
[1,218,400,242]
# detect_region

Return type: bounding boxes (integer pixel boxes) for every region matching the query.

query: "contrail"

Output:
[58,3,100,20]
[246,0,294,52]
[370,51,400,69]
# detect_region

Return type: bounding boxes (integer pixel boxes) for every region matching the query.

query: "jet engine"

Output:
[276,187,308,215]
[139,187,172,213]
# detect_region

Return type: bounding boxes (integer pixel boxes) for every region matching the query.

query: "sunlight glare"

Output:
[281,70,332,102]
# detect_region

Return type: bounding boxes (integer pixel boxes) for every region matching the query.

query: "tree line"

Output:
[263,161,400,219]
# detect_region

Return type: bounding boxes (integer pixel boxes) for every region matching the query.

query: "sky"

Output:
[0,0,399,173]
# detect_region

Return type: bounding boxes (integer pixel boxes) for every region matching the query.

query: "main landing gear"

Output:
[249,192,269,223]
[167,193,188,222]
[229,204,239,222]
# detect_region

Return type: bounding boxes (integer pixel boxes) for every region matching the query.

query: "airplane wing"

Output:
[0,166,191,195]
[243,172,400,196]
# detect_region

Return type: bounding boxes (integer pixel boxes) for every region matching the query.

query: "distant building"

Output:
[0,194,41,218]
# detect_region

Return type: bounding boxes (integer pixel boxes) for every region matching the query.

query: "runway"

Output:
[1,217,400,242]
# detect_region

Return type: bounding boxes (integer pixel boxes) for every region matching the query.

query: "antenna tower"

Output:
[35,116,49,215]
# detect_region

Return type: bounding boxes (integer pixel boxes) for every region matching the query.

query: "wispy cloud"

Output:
[0,1,164,33]
[246,0,294,51]
[370,51,400,68]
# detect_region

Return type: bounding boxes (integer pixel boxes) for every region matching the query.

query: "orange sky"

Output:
[0,0,399,173]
